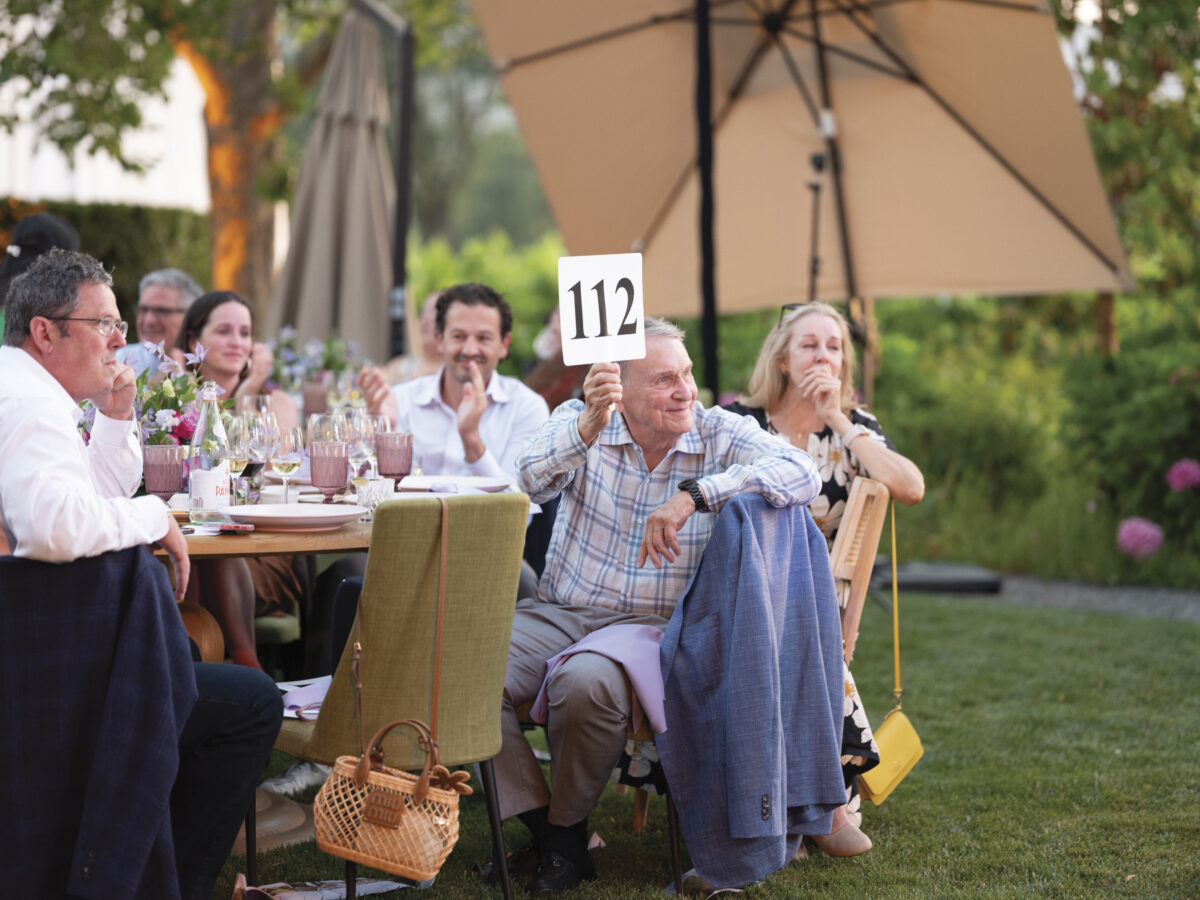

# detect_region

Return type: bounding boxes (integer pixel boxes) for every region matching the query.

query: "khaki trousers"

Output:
[493,599,668,826]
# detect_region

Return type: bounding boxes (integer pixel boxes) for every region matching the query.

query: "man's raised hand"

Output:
[577,362,622,445]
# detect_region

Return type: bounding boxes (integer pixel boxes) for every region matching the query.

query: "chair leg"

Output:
[665,787,683,896]
[345,859,357,899]
[245,794,257,886]
[632,788,650,833]
[479,758,513,900]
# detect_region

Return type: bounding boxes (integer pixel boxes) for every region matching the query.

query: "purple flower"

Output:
[1116,517,1164,559]
[183,342,208,369]
[1166,458,1200,492]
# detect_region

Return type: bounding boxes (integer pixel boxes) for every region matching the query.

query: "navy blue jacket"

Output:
[0,547,197,898]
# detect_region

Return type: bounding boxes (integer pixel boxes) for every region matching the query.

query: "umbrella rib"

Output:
[639,0,797,251]
[498,0,742,71]
[828,0,1128,281]
[774,31,822,126]
[780,23,910,80]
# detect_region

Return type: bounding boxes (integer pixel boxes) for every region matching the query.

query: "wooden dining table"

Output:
[156,513,375,662]
[169,519,374,559]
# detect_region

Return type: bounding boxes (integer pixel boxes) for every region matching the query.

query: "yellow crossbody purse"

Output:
[859,501,924,805]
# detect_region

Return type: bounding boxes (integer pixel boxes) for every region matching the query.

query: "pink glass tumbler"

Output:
[375,431,413,489]
[310,440,349,503]
[143,444,188,502]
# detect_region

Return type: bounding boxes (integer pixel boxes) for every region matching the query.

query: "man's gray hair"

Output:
[620,317,688,384]
[643,316,685,341]
[3,249,112,347]
[139,268,203,309]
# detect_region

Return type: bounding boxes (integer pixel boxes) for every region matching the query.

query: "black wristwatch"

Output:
[678,479,709,512]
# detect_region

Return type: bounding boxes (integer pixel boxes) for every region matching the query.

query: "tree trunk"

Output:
[1096,291,1119,360]
[172,1,281,327]
[848,295,879,407]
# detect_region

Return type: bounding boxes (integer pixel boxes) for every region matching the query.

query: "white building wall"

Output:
[0,59,210,213]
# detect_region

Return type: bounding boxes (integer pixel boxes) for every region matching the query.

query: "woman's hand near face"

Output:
[798,367,848,428]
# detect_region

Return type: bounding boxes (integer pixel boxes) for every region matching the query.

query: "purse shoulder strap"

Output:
[352,496,451,755]
[889,499,903,707]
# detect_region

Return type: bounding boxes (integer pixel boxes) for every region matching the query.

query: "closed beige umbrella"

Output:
[474,0,1132,321]
[270,8,395,364]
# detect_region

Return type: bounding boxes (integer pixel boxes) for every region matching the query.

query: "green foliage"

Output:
[0,196,211,328]
[1052,0,1200,294]
[1062,346,1200,556]
[447,130,555,248]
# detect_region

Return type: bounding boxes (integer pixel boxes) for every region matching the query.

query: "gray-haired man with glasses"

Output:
[118,267,204,374]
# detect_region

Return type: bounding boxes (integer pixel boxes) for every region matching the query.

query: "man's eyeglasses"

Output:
[137,305,183,318]
[44,316,129,339]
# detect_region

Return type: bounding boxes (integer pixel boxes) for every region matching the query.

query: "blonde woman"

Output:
[726,302,924,855]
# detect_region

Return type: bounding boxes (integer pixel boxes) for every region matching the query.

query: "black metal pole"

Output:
[807,153,824,304]
[354,0,413,358]
[696,0,719,398]
[390,26,414,358]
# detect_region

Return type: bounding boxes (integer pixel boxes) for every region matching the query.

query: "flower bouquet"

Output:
[78,342,216,445]
[268,326,362,411]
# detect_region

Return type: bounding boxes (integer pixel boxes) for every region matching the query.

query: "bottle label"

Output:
[189,460,231,520]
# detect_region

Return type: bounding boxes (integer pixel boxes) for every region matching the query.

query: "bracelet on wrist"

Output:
[841,423,871,453]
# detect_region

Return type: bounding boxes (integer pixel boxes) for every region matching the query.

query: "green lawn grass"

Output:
[217,594,1200,898]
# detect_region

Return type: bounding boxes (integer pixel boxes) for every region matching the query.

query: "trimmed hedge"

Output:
[1,196,211,333]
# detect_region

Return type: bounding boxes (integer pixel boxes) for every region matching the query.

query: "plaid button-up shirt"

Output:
[517,400,821,618]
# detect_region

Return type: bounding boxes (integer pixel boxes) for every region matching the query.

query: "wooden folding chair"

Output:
[827,477,890,663]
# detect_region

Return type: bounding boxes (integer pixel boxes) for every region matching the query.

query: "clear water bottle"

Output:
[188,380,232,523]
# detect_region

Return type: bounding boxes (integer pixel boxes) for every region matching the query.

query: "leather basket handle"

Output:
[353,717,440,803]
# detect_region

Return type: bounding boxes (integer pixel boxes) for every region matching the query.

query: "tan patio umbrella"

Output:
[270,8,396,364]
[474,0,1133,386]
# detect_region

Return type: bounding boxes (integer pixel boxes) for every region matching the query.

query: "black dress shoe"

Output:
[473,841,540,883]
[528,850,596,894]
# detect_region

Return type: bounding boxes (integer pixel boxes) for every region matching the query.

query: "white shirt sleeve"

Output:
[0,387,169,562]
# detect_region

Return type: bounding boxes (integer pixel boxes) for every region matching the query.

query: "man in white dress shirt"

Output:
[359,282,550,483]
[0,249,281,900]
[0,252,190,582]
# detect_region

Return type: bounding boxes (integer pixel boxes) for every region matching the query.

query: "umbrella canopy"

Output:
[474,0,1133,321]
[270,9,396,364]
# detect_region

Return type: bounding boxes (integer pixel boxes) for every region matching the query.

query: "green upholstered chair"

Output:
[274,493,529,899]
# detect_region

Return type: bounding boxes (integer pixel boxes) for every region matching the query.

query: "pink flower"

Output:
[175,407,200,442]
[1116,517,1163,559]
[1166,458,1200,492]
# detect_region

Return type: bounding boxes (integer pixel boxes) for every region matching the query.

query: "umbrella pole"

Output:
[355,0,414,359]
[696,0,719,398]
[807,153,825,304]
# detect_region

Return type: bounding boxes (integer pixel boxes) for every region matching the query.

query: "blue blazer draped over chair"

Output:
[0,546,198,899]
[657,494,846,889]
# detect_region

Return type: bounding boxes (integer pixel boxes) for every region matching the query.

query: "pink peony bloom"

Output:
[1166,458,1200,492]
[1116,517,1163,559]
[175,407,200,442]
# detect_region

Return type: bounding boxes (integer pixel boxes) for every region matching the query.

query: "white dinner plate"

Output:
[397,474,511,493]
[224,503,367,532]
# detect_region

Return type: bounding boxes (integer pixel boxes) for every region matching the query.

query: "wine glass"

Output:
[143,444,188,502]
[375,431,413,489]
[270,426,305,504]
[310,440,349,503]
[307,411,347,444]
[223,414,252,505]
[345,410,376,499]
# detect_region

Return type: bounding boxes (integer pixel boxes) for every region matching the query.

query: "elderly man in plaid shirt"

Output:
[495,317,821,893]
